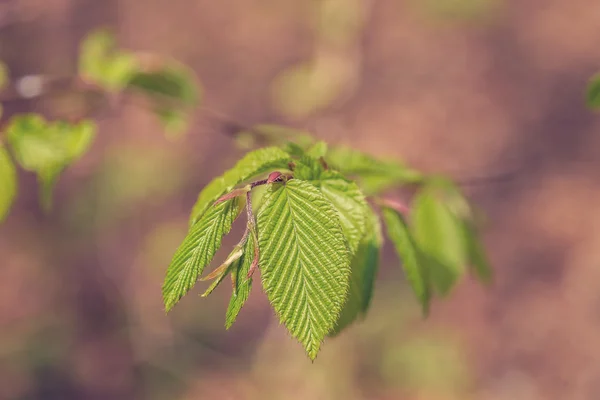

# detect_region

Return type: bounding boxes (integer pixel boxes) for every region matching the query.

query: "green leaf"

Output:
[382,207,431,314]
[411,186,468,295]
[6,116,96,210]
[163,197,243,312]
[102,52,138,91]
[587,73,600,110]
[6,114,57,170]
[226,234,256,329]
[257,179,351,359]
[295,157,368,255]
[79,28,138,92]
[127,64,200,106]
[427,177,492,284]
[464,223,492,284]
[306,141,328,158]
[331,206,382,335]
[6,116,95,172]
[326,146,423,195]
[189,147,291,225]
[0,61,8,90]
[79,29,114,76]
[0,145,17,222]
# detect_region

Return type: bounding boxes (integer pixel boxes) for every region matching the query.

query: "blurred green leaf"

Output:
[326,146,423,195]
[464,222,492,283]
[414,0,502,21]
[127,64,199,106]
[7,117,95,171]
[382,335,470,395]
[79,28,138,92]
[270,58,349,119]
[6,115,96,210]
[586,72,600,110]
[0,61,8,90]
[424,177,492,284]
[38,167,60,212]
[5,114,55,170]
[382,206,431,315]
[0,145,17,222]
[127,63,201,136]
[411,185,468,295]
[314,0,365,47]
[306,141,328,159]
[331,206,382,335]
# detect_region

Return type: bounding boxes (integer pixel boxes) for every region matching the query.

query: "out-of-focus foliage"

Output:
[413,0,503,21]
[270,0,364,118]
[0,61,7,91]
[128,62,202,136]
[5,114,96,210]
[586,72,600,110]
[0,144,17,221]
[79,28,139,92]
[80,28,202,134]
[0,28,202,218]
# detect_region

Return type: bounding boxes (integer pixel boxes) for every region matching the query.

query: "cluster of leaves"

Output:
[0,28,201,221]
[162,131,492,360]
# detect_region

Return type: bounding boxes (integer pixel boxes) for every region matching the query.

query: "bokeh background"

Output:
[2,0,600,399]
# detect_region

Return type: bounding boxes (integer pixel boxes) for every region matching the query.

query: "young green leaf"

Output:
[257,179,351,359]
[586,72,600,110]
[201,256,240,297]
[226,234,256,329]
[331,206,383,335]
[411,186,468,295]
[163,197,243,312]
[0,145,17,222]
[382,207,431,314]
[295,157,368,255]
[189,147,291,225]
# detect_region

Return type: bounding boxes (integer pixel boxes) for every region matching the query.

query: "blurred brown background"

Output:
[2,0,600,399]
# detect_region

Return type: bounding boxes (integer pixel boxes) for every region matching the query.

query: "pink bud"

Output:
[267,171,283,184]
